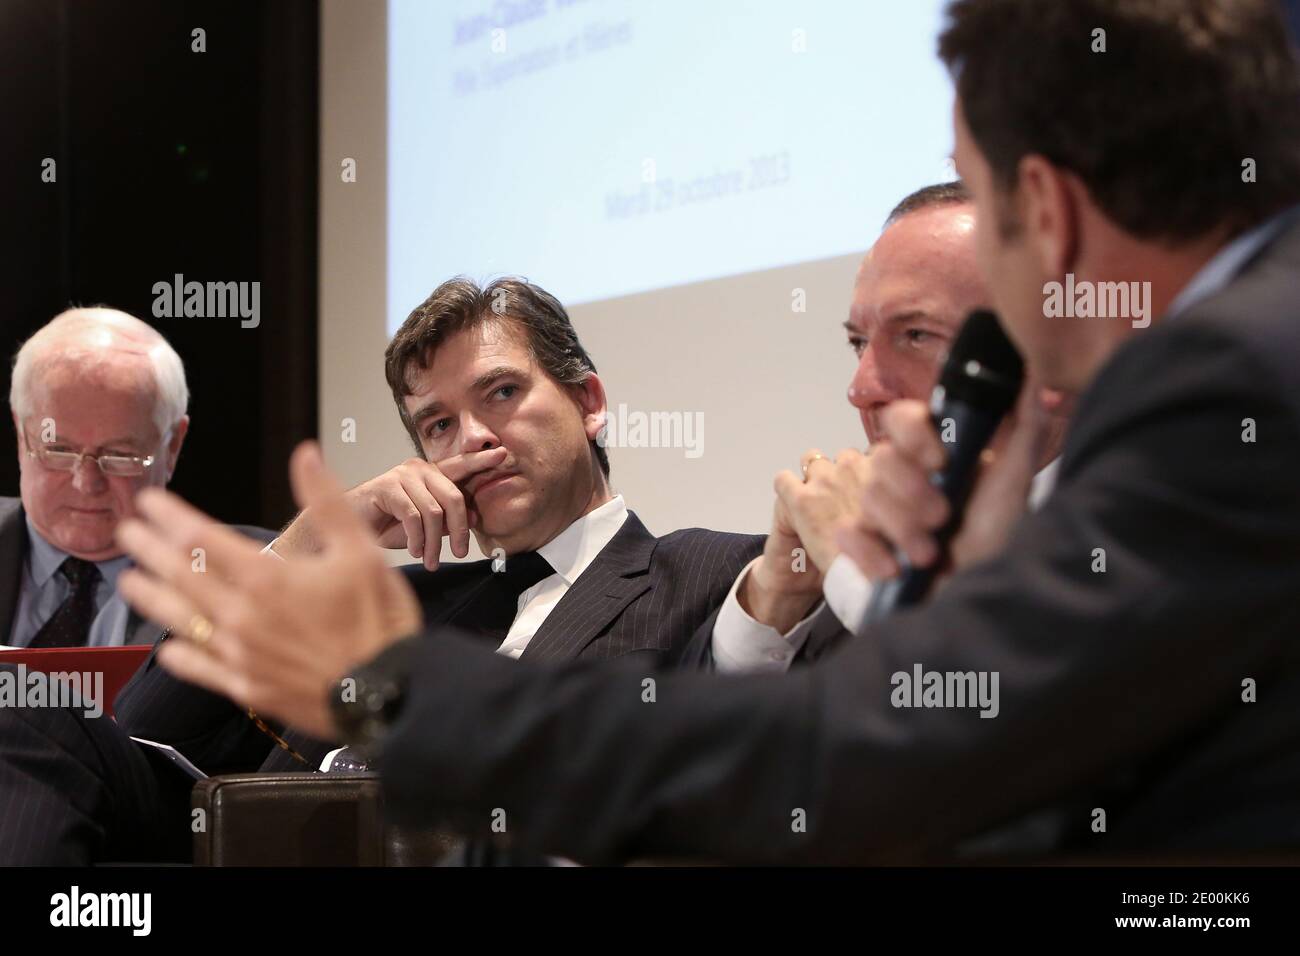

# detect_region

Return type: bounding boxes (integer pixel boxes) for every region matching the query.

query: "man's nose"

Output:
[458,413,500,454]
[847,344,899,409]
[70,456,108,494]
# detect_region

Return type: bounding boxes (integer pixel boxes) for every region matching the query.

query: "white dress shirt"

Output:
[711,464,1060,673]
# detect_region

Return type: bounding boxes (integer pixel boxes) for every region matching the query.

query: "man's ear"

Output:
[163,415,190,483]
[1017,154,1079,279]
[12,412,22,464]
[572,373,608,443]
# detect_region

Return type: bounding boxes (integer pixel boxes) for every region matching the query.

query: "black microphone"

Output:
[862,309,1025,625]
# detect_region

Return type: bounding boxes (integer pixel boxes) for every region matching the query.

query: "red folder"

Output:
[0,645,152,719]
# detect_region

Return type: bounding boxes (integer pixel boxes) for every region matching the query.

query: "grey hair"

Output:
[10,307,189,436]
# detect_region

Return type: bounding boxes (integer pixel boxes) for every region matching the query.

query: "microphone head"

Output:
[931,309,1025,416]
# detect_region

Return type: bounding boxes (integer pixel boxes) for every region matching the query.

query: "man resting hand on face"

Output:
[112,276,764,779]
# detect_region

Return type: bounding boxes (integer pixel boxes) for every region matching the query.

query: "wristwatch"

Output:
[328,637,420,755]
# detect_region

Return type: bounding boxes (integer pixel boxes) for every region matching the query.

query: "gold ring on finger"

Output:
[801,453,828,481]
[187,614,215,647]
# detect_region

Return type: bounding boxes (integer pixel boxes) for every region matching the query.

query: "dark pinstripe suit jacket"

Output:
[114,511,764,774]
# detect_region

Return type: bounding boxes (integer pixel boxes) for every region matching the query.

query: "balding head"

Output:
[11,307,188,435]
[11,307,190,560]
[845,196,986,443]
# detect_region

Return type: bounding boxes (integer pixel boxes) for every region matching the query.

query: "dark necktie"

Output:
[458,550,555,646]
[326,551,554,774]
[28,557,102,648]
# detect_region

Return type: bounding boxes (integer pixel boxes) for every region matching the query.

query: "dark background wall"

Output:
[0,0,318,529]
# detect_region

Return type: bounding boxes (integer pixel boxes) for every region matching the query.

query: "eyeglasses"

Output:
[24,435,156,477]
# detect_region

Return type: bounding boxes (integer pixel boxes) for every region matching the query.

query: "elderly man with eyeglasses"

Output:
[2,307,190,648]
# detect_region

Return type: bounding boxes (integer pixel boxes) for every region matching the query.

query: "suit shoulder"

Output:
[1060,295,1300,513]
[1071,221,1300,447]
[1072,285,1300,463]
[655,527,765,554]
[649,528,765,583]
[1170,222,1300,419]
[0,498,21,525]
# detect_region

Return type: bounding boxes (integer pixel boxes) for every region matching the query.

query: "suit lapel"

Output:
[0,501,29,645]
[520,512,657,663]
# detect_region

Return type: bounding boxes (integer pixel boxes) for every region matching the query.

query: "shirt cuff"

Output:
[711,558,823,674]
[823,553,873,636]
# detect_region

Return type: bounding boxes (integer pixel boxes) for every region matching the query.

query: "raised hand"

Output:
[117,441,423,738]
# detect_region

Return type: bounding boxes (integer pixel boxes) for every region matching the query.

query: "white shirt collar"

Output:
[536,494,629,585]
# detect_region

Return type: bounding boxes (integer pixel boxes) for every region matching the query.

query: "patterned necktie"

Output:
[28,557,102,648]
